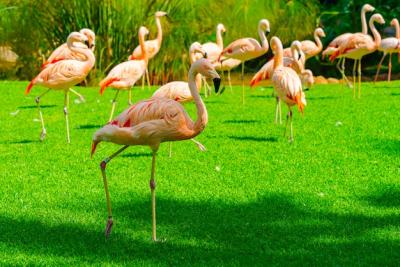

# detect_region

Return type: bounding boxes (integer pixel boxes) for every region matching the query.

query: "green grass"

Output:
[0,80,399,266]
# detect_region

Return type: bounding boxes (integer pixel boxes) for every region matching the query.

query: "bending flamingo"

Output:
[330,14,385,98]
[100,27,149,121]
[322,4,375,87]
[374,18,400,82]
[25,32,95,143]
[270,36,306,142]
[91,58,221,241]
[129,11,168,89]
[218,19,270,104]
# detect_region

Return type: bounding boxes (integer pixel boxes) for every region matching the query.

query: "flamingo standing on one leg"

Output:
[374,18,400,82]
[129,11,168,90]
[41,28,96,102]
[25,32,95,143]
[91,58,221,241]
[330,14,385,98]
[152,42,208,155]
[100,27,149,121]
[322,4,375,87]
[218,19,270,104]
[270,36,306,142]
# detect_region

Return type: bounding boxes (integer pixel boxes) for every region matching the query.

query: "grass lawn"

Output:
[0,80,399,266]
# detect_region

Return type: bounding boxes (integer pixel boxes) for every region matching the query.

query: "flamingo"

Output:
[91,58,221,241]
[25,32,95,143]
[152,42,208,155]
[213,57,241,91]
[270,36,306,142]
[374,18,400,82]
[283,28,325,61]
[100,27,149,122]
[41,28,96,102]
[129,11,168,89]
[322,4,375,87]
[218,19,270,104]
[330,14,385,98]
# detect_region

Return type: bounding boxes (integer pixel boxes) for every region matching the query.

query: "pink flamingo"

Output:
[25,32,95,143]
[322,4,375,87]
[218,19,270,104]
[152,42,208,154]
[100,27,149,121]
[213,57,241,91]
[374,18,400,82]
[330,14,385,98]
[41,28,96,101]
[129,11,168,89]
[91,58,221,241]
[283,28,325,61]
[270,36,306,142]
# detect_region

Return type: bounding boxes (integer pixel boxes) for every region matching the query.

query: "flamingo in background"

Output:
[374,18,400,82]
[330,14,385,98]
[25,32,95,143]
[91,58,221,241]
[41,28,96,102]
[129,11,168,89]
[218,19,270,104]
[270,36,306,142]
[322,4,375,87]
[152,42,208,154]
[213,58,241,91]
[283,28,325,61]
[100,27,149,121]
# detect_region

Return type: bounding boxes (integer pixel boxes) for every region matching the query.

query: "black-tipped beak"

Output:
[203,52,208,59]
[84,40,90,47]
[298,54,301,60]
[213,78,221,93]
[90,44,95,49]
[265,30,270,36]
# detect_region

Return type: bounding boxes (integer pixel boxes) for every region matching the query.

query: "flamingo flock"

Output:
[23,4,400,241]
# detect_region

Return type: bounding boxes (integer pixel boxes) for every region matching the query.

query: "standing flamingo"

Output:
[218,19,270,104]
[152,42,208,154]
[283,28,325,61]
[25,32,95,143]
[91,58,221,241]
[100,27,149,121]
[374,18,400,82]
[330,14,385,98]
[270,36,306,142]
[322,4,375,87]
[213,58,241,91]
[41,28,96,101]
[129,11,168,89]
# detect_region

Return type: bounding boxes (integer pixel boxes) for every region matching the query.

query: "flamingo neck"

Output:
[67,40,95,70]
[394,20,400,39]
[216,27,224,50]
[188,69,208,135]
[273,42,283,70]
[258,27,269,51]
[360,7,368,34]
[369,19,381,47]
[155,16,163,47]
[189,51,202,90]
[314,32,323,53]
[139,31,148,62]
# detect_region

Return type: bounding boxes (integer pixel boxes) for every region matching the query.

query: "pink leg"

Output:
[374,53,386,82]
[388,53,392,82]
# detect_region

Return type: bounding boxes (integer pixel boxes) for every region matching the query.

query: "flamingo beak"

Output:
[265,30,270,36]
[203,52,208,59]
[91,141,99,159]
[84,40,90,47]
[213,78,221,93]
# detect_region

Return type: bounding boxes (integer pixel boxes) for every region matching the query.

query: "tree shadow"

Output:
[0,139,38,144]
[228,135,278,142]
[18,104,57,109]
[363,184,400,208]
[250,95,274,99]
[76,124,103,130]
[121,152,152,158]
[369,138,400,155]
[223,119,261,124]
[307,96,338,100]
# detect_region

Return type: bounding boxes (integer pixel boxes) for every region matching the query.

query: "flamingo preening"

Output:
[374,18,400,82]
[91,58,221,241]
[218,19,270,104]
[330,13,385,98]
[25,32,95,143]
[129,11,168,89]
[100,27,149,121]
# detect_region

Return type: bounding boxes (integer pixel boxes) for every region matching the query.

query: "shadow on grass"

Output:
[224,119,261,124]
[250,95,274,99]
[228,135,278,142]
[363,184,400,208]
[18,104,57,109]
[391,92,400,96]
[0,193,399,265]
[307,96,338,100]
[369,138,400,155]
[76,124,103,130]
[0,139,38,144]
[122,152,152,158]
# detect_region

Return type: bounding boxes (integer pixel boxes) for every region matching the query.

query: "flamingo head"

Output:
[363,4,375,13]
[139,26,150,38]
[67,32,89,49]
[155,11,167,18]
[291,40,302,60]
[80,28,96,50]
[192,58,221,93]
[301,69,314,90]
[259,19,270,35]
[270,36,283,55]
[371,14,385,25]
[315,28,326,38]
[190,42,207,59]
[217,23,226,35]
[390,18,399,27]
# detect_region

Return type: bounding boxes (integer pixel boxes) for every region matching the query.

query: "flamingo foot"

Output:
[196,142,207,152]
[40,129,47,141]
[105,217,113,239]
[79,96,86,103]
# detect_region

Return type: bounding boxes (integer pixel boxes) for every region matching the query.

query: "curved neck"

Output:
[188,69,207,135]
[216,27,224,49]
[369,19,381,47]
[155,17,162,46]
[67,41,95,69]
[258,27,269,51]
[273,42,283,70]
[360,8,368,34]
[314,32,323,53]
[139,32,147,61]
[394,20,400,39]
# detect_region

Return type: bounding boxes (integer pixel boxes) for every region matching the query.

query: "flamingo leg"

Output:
[100,145,129,239]
[284,109,289,137]
[338,58,352,88]
[289,108,294,143]
[241,62,245,104]
[150,151,157,241]
[374,53,386,82]
[108,90,120,122]
[146,66,151,89]
[69,88,85,102]
[128,88,133,105]
[141,69,145,90]
[191,138,206,151]
[358,59,362,98]
[228,70,232,92]
[35,89,51,141]
[64,90,70,143]
[352,60,357,98]
[274,96,280,124]
[203,76,211,97]
[388,53,392,82]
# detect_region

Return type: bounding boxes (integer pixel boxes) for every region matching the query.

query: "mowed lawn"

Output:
[0,80,399,266]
